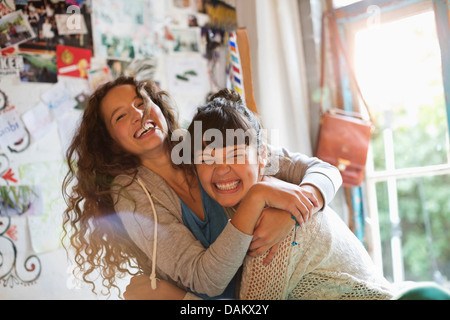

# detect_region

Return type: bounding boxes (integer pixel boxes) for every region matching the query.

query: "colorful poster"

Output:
[56,45,91,78]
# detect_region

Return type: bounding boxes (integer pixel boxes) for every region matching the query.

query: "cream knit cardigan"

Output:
[239,207,393,300]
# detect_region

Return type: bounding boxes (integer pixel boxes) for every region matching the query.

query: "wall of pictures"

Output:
[0,0,239,299]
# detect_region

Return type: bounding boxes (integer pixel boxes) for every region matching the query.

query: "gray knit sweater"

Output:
[112,147,342,298]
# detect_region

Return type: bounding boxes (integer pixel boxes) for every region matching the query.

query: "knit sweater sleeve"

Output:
[239,213,323,299]
[269,147,342,207]
[239,209,393,300]
[112,173,253,298]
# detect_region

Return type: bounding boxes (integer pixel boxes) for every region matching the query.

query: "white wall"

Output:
[0,76,128,299]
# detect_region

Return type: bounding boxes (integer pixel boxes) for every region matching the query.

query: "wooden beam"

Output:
[236,28,258,114]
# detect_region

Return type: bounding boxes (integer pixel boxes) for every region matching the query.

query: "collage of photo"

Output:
[0,0,237,93]
[0,0,92,84]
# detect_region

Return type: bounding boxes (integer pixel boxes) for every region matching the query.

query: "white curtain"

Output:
[236,0,312,155]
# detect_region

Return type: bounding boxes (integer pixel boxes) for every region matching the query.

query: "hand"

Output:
[124,274,186,300]
[248,207,294,265]
[257,177,322,226]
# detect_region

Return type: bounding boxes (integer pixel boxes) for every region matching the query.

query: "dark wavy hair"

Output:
[62,76,186,296]
[187,88,265,163]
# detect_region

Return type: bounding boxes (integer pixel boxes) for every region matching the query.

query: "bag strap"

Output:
[320,10,374,123]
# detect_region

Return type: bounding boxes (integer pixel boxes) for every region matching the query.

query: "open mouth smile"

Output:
[134,121,156,139]
[214,180,241,192]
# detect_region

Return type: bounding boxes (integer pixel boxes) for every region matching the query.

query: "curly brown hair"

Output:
[62,76,186,297]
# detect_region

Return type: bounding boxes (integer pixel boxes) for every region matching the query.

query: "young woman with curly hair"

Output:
[62,76,342,299]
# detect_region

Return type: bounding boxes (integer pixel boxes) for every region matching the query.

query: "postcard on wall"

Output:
[0,10,36,50]
[56,45,91,78]
[166,27,202,54]
[19,52,57,83]
[166,54,210,122]
[20,160,68,254]
[166,54,209,94]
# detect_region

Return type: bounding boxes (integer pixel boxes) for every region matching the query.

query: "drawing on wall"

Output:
[0,105,31,153]
[40,82,78,118]
[0,89,8,111]
[0,152,17,184]
[0,217,42,288]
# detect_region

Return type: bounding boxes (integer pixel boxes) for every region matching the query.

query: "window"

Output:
[336,0,450,287]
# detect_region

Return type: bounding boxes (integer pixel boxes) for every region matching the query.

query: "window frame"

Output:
[333,0,450,281]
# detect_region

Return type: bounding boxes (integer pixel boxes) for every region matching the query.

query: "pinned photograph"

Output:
[167,27,202,54]
[0,10,36,50]
[19,52,57,83]
[0,185,43,217]
[0,0,15,19]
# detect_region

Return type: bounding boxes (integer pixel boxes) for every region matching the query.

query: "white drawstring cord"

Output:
[136,178,158,290]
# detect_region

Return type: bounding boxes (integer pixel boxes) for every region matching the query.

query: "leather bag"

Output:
[315,12,374,187]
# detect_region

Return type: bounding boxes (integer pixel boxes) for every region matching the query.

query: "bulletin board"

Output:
[0,0,247,299]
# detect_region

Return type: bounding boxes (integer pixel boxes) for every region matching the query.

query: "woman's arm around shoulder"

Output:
[111,172,252,297]
[268,146,342,207]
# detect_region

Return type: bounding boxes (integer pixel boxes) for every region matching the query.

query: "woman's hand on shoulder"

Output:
[248,207,294,265]
[250,177,322,226]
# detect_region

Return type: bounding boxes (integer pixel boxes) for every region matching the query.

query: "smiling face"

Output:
[187,89,267,207]
[195,144,264,208]
[100,84,169,159]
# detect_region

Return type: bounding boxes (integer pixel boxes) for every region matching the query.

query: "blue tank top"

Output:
[180,183,237,300]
